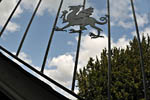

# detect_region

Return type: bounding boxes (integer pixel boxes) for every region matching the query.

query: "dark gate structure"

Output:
[0,0,148,100]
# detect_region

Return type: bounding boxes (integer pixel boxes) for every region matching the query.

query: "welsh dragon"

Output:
[55,5,108,38]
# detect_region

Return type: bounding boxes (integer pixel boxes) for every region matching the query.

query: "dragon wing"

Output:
[78,7,94,17]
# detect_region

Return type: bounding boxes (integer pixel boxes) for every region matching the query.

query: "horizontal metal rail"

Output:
[0,45,84,100]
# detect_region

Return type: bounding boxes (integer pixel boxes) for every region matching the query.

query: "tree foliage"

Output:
[77,36,150,100]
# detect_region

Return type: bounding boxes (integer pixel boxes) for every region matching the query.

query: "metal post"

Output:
[16,0,42,56]
[107,0,111,99]
[130,0,147,99]
[41,0,64,73]
[83,0,86,8]
[71,0,86,92]
[0,0,22,37]
[71,30,82,91]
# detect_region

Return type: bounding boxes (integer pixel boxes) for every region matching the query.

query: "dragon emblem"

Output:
[55,5,108,38]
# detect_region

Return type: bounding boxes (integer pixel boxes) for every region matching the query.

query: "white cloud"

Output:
[112,35,130,49]
[35,54,77,99]
[78,32,130,69]
[79,33,108,67]
[43,32,130,94]
[67,41,74,46]
[11,52,32,66]
[132,26,150,33]
[18,52,32,64]
[136,13,149,27]
[6,22,20,32]
[0,0,22,32]
[21,0,83,16]
[142,27,150,35]
[118,21,133,29]
[132,27,150,40]
[110,0,133,29]
[46,54,74,86]
[38,54,81,100]
[109,0,149,29]
[21,0,37,10]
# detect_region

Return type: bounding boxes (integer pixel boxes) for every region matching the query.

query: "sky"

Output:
[0,0,150,99]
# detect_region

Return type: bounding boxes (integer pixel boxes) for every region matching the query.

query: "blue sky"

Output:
[0,0,150,99]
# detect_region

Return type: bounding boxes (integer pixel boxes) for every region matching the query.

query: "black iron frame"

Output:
[0,46,84,100]
[0,0,148,100]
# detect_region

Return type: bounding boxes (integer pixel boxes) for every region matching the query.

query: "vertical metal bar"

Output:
[130,0,147,100]
[0,0,22,37]
[107,0,111,99]
[83,0,86,9]
[71,0,86,92]
[16,0,42,56]
[41,0,64,73]
[71,31,82,91]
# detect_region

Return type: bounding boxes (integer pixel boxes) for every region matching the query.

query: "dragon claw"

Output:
[55,27,67,32]
[69,29,81,33]
[89,32,104,39]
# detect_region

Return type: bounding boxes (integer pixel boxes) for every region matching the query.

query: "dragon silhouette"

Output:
[55,5,108,38]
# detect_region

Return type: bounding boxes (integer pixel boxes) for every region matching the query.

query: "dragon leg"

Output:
[80,26,87,30]
[89,25,104,38]
[61,24,70,30]
[90,25,103,36]
[55,24,70,32]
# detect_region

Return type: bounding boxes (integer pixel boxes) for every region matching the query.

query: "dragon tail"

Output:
[96,15,108,25]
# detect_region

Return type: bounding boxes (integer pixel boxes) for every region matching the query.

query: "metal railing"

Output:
[0,0,148,100]
[0,0,84,100]
[0,46,84,100]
